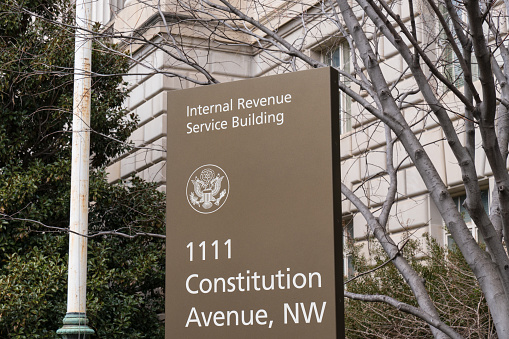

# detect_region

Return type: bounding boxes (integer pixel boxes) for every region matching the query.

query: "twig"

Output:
[0,213,166,239]
[344,291,465,339]
[344,238,410,285]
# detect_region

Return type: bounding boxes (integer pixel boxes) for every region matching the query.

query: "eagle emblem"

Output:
[187,165,229,214]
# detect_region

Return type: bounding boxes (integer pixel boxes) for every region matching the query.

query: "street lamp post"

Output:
[56,0,95,337]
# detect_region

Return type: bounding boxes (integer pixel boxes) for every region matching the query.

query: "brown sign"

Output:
[166,67,343,338]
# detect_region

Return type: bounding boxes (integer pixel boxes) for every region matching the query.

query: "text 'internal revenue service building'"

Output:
[166,67,344,338]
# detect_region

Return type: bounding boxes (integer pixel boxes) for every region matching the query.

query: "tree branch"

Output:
[0,214,166,239]
[344,238,410,285]
[344,291,465,339]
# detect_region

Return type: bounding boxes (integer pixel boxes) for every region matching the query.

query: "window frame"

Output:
[343,217,355,278]
[444,189,489,249]
[324,41,352,135]
[438,0,479,89]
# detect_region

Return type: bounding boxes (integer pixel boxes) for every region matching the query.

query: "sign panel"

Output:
[166,67,343,338]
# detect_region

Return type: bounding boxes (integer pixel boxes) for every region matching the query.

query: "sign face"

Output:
[166,67,343,338]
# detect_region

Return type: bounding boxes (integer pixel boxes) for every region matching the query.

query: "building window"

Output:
[111,0,125,15]
[446,189,489,249]
[439,1,479,89]
[442,47,479,89]
[343,217,355,278]
[326,42,352,135]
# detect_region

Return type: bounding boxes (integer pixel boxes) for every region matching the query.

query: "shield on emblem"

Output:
[202,189,213,209]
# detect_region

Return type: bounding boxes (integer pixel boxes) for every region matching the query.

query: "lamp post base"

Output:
[57,313,95,339]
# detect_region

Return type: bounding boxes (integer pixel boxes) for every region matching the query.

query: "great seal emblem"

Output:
[186,164,229,214]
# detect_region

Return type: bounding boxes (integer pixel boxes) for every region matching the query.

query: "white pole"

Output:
[57,0,95,336]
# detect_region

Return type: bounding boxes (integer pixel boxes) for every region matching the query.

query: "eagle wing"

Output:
[191,178,205,198]
[210,176,224,196]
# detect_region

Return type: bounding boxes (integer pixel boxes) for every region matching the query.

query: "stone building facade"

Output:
[91,0,495,275]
